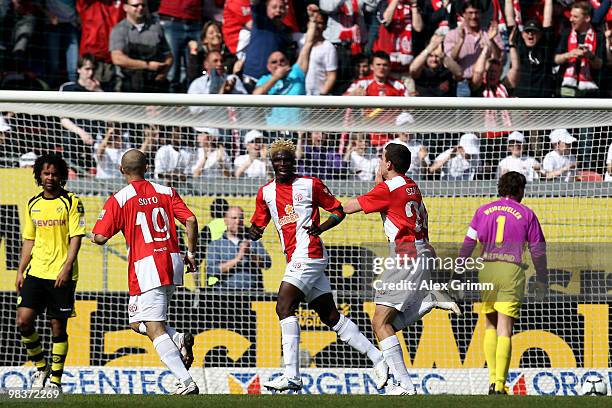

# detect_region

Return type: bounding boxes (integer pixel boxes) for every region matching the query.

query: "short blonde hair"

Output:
[268,138,296,158]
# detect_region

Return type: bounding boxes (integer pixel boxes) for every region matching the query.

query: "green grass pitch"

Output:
[5,395,611,407]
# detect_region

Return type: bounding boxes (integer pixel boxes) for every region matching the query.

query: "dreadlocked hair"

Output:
[268,138,296,158]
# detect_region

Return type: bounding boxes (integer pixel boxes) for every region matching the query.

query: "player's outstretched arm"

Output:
[343,198,363,215]
[304,207,345,237]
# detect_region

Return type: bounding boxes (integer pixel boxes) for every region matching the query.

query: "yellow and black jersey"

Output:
[23,189,86,281]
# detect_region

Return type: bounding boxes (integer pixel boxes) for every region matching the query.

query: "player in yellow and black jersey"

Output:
[15,154,85,390]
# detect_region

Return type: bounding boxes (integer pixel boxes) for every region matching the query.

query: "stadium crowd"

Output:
[0,0,610,180]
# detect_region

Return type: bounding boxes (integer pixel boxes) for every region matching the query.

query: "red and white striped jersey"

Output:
[93,179,194,295]
[345,76,409,97]
[357,175,429,256]
[251,176,341,262]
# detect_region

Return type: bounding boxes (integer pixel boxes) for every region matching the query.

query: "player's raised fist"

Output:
[247,225,264,241]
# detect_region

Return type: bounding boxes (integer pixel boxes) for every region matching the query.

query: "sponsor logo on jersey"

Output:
[279,205,299,226]
[33,219,67,227]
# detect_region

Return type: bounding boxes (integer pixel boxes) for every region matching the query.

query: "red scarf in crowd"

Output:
[431,0,449,28]
[483,81,511,138]
[493,0,523,31]
[338,0,363,55]
[374,1,414,66]
[482,82,509,98]
[562,28,598,90]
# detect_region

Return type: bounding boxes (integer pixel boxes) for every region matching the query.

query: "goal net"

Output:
[0,92,610,395]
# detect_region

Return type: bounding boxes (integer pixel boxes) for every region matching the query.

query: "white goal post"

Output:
[0,92,610,396]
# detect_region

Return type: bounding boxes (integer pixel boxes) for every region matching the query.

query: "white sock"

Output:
[380,335,414,391]
[332,314,383,364]
[280,316,300,379]
[153,333,191,383]
[400,293,436,328]
[164,325,184,348]
[138,322,147,335]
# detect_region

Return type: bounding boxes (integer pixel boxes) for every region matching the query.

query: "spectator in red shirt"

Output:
[373,0,423,77]
[157,0,202,93]
[554,1,606,97]
[223,0,253,55]
[76,0,124,90]
[344,51,407,147]
[344,51,408,96]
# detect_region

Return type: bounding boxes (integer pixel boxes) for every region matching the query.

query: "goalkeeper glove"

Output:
[535,281,548,302]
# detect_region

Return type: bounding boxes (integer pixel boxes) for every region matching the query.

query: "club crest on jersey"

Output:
[279,204,299,226]
[128,303,138,316]
[294,193,303,202]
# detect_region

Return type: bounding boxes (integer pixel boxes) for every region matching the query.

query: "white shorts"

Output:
[282,258,331,303]
[128,285,175,324]
[374,252,432,312]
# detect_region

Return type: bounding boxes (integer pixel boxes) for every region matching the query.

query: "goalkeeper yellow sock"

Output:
[21,330,47,370]
[495,335,512,392]
[51,335,69,386]
[483,329,497,386]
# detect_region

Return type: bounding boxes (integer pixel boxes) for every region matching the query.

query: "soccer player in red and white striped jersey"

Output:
[344,142,460,395]
[92,149,199,395]
[248,139,388,392]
